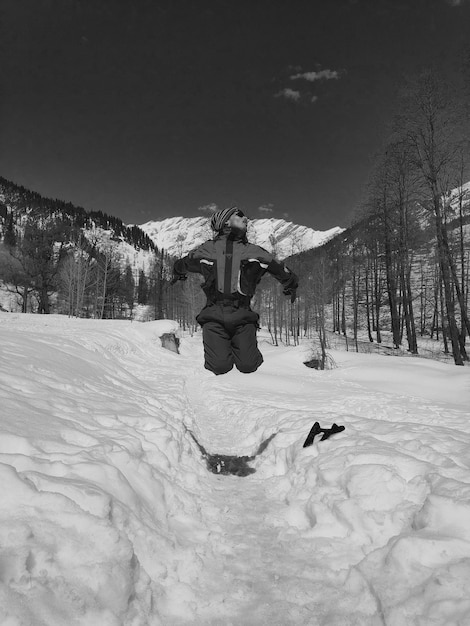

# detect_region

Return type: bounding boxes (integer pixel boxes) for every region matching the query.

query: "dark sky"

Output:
[1,0,469,230]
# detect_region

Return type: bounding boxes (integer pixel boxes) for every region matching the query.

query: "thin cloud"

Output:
[290,69,340,82]
[275,88,301,101]
[198,203,217,214]
[258,204,274,214]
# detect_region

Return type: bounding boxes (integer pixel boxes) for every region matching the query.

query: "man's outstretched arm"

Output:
[266,259,299,302]
[248,244,299,302]
[171,242,214,284]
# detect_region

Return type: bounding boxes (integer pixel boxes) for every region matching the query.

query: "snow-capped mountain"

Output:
[140,216,344,259]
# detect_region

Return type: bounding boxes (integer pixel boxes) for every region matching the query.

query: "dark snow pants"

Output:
[196,303,264,375]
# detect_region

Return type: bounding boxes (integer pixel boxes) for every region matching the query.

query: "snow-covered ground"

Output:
[1,313,470,626]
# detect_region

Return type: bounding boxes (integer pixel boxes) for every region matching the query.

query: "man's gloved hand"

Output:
[170,274,188,286]
[283,287,297,303]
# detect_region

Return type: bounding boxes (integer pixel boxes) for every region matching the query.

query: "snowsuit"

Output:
[173,231,298,375]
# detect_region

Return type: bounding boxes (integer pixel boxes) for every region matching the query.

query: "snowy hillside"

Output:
[1,312,470,625]
[139,216,344,259]
[82,224,155,273]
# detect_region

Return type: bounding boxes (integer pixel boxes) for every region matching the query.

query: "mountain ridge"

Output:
[139,216,344,260]
[0,176,345,263]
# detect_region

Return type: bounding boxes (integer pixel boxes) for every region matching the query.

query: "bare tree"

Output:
[0,243,33,312]
[394,70,470,363]
[0,218,68,314]
[57,235,95,317]
[310,251,333,368]
[93,244,120,319]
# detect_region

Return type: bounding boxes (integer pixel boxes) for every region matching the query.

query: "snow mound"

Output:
[1,314,470,625]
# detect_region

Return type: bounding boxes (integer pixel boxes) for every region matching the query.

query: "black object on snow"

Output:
[303,422,345,448]
[188,430,277,477]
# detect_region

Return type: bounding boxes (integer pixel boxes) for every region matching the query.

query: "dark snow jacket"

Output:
[173,232,298,308]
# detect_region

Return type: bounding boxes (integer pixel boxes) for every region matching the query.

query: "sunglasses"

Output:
[233,209,247,219]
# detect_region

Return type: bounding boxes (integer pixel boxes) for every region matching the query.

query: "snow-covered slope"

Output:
[1,312,470,624]
[82,224,155,272]
[140,216,344,259]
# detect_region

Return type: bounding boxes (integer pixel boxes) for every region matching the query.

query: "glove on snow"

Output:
[303,422,345,448]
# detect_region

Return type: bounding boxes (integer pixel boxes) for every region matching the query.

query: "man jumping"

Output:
[172,206,299,375]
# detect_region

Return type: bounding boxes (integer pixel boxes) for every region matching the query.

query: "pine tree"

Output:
[121,264,136,314]
[4,213,17,247]
[137,270,149,304]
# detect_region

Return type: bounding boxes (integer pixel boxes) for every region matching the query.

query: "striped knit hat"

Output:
[210,206,240,232]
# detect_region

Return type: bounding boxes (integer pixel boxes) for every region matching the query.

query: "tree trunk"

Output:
[38,286,50,314]
[365,261,373,342]
[352,263,359,352]
[374,256,382,343]
[383,203,401,348]
[432,195,464,365]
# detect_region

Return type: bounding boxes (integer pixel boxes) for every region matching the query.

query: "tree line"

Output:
[0,210,191,321]
[1,218,132,317]
[0,177,155,251]
[266,70,470,366]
